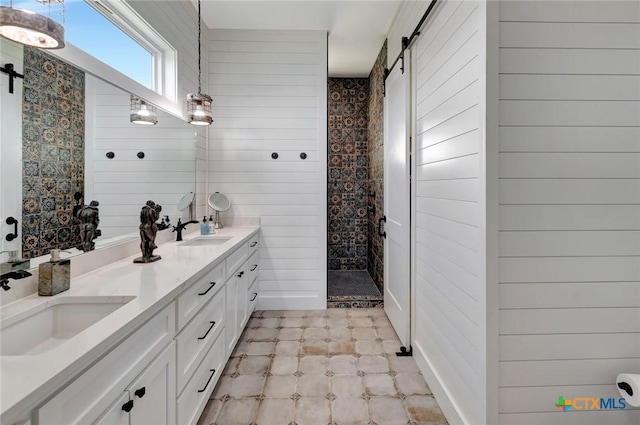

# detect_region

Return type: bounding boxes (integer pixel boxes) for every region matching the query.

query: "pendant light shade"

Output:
[187,0,212,126]
[187,93,212,126]
[130,95,158,125]
[0,1,65,49]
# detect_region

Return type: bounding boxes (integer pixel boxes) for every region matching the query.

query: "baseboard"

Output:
[413,339,467,425]
[257,294,326,311]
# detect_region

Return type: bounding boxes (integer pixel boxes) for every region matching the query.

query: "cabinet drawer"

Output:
[248,251,259,285]
[225,244,248,279]
[176,290,224,394]
[36,303,175,425]
[177,331,226,425]
[176,262,224,330]
[247,233,259,255]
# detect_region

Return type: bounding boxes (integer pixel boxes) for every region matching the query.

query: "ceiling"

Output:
[198,1,403,77]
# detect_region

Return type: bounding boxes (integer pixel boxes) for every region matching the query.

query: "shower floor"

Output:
[327,270,383,308]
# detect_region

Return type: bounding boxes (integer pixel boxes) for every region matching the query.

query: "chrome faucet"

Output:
[172,219,199,241]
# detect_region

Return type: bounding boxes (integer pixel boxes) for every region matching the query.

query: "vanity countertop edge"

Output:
[0,225,260,425]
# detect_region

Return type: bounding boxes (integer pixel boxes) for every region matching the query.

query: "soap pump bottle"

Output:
[208,215,215,234]
[38,249,71,296]
[200,216,208,235]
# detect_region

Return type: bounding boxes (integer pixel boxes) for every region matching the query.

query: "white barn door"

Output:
[383,52,412,352]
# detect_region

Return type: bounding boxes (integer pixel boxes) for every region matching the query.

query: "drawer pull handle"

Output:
[122,400,134,412]
[250,293,257,301]
[198,321,216,340]
[198,281,216,296]
[134,387,146,398]
[250,264,258,271]
[237,271,244,278]
[198,369,216,393]
[250,241,258,247]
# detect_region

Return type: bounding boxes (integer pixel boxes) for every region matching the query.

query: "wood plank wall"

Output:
[207,29,328,309]
[497,2,640,424]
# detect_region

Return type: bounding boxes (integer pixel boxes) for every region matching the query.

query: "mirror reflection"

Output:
[3,46,196,260]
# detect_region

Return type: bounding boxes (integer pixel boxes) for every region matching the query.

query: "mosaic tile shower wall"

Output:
[21,47,85,258]
[367,41,386,292]
[328,78,369,270]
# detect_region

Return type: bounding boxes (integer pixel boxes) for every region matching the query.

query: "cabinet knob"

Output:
[122,400,134,412]
[134,387,146,398]
[237,271,244,277]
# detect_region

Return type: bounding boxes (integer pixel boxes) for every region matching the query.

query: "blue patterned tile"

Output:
[22,47,85,258]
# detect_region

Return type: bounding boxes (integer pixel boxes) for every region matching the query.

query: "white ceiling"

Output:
[198,1,402,77]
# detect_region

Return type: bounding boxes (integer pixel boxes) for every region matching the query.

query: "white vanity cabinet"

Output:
[34,303,176,425]
[6,228,261,425]
[224,233,259,354]
[173,258,227,425]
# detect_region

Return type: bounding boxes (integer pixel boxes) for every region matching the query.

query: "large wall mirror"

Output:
[0,41,196,263]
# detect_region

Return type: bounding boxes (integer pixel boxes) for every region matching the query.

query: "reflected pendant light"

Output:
[130,95,158,125]
[0,0,65,49]
[187,0,212,126]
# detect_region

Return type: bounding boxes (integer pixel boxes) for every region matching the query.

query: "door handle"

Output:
[198,281,216,296]
[198,321,216,340]
[378,216,386,238]
[198,369,216,393]
[5,217,18,242]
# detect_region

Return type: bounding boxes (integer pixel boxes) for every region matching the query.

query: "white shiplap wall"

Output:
[410,0,488,423]
[85,75,196,238]
[498,1,640,424]
[207,29,327,310]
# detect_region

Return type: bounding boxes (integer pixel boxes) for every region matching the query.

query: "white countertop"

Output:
[0,225,259,424]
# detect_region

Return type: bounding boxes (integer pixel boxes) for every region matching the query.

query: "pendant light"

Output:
[130,95,158,125]
[0,0,65,49]
[187,0,212,126]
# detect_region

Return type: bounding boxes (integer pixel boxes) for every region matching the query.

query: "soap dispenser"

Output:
[208,215,215,234]
[200,216,208,235]
[38,249,71,296]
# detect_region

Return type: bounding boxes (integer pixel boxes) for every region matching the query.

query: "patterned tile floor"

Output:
[197,309,448,425]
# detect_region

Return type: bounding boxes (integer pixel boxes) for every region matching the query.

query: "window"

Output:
[64,0,177,101]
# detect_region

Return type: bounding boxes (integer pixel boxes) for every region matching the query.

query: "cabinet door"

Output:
[93,392,129,425]
[128,342,176,425]
[225,261,249,355]
[236,262,249,332]
[225,276,238,355]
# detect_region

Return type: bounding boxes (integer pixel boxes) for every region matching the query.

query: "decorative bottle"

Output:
[38,249,70,296]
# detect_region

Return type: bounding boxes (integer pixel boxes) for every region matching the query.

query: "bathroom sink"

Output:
[0,295,135,356]
[179,236,233,247]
